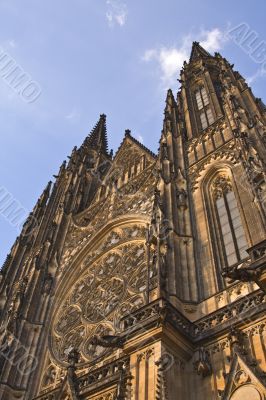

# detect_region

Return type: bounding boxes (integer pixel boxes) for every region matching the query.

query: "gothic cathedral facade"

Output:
[0,43,266,400]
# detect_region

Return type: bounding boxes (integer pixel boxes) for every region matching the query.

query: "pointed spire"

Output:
[189,41,212,63]
[162,89,178,138]
[165,89,176,112]
[53,160,66,179]
[166,88,175,102]
[83,114,109,155]
[35,180,52,210]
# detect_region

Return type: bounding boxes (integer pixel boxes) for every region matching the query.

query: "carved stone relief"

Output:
[50,230,147,367]
[211,174,232,199]
[61,164,156,268]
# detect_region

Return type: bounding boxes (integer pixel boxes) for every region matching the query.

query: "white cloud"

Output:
[158,48,188,85]
[142,49,157,62]
[142,28,228,88]
[200,28,224,52]
[247,67,266,85]
[65,109,80,121]
[106,0,127,27]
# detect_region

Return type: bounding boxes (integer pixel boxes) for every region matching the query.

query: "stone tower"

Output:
[0,42,265,400]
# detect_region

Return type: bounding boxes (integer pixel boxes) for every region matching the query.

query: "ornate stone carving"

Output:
[193,347,212,378]
[221,351,266,400]
[234,369,250,385]
[211,174,232,199]
[188,142,239,192]
[222,262,262,284]
[90,334,124,349]
[194,291,266,338]
[50,238,147,366]
[42,365,57,387]
[77,357,130,400]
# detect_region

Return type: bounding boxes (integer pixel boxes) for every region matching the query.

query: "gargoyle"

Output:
[90,334,124,348]
[222,263,261,284]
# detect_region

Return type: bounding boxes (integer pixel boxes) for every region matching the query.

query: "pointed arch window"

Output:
[212,175,248,267]
[195,87,214,129]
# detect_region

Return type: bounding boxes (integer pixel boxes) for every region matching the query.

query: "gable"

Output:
[108,134,156,184]
[222,352,266,400]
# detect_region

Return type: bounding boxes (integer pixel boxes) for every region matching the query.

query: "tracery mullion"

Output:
[200,88,209,124]
[223,192,241,262]
[213,197,229,270]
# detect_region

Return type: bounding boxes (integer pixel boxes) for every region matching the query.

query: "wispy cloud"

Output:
[106,0,127,27]
[142,28,228,88]
[247,67,266,85]
[65,109,80,121]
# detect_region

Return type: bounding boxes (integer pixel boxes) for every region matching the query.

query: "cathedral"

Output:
[0,42,266,400]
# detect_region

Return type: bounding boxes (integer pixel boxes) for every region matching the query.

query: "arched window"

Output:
[195,86,214,129]
[211,175,248,267]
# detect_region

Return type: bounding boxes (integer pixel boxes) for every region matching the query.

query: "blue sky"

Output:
[0,0,266,265]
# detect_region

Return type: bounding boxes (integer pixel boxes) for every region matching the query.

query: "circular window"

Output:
[50,238,147,365]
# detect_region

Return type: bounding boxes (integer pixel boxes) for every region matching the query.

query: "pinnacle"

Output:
[165,88,176,111]
[83,113,109,155]
[189,41,212,63]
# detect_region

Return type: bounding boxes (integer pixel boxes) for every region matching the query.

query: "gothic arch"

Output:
[222,352,266,400]
[201,163,251,291]
[46,216,149,372]
[209,163,251,226]
[191,159,251,296]
[201,161,252,247]
[189,145,239,192]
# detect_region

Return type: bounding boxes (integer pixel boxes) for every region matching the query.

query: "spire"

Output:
[164,89,176,112]
[189,41,212,63]
[32,180,52,216]
[83,114,109,155]
[38,181,52,206]
[162,88,178,138]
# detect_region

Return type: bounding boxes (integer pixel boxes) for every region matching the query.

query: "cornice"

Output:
[121,291,266,345]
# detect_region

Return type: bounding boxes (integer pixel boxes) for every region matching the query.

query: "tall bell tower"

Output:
[0,43,265,400]
[179,42,266,298]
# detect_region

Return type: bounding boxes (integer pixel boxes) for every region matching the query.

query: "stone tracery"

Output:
[50,227,147,366]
